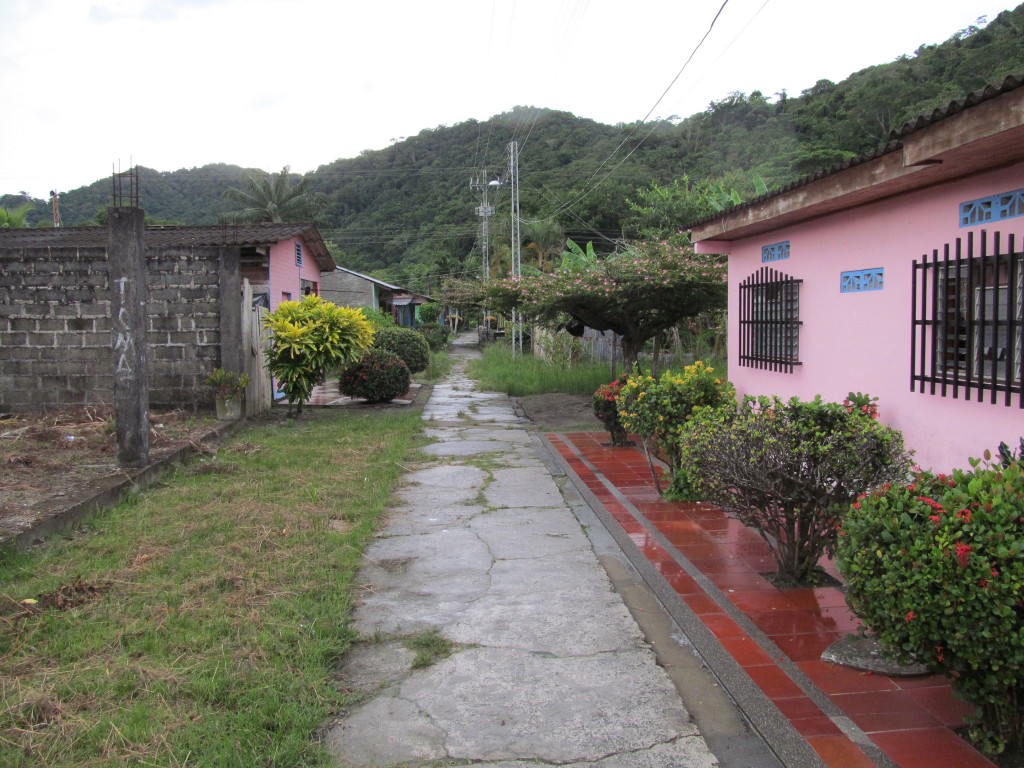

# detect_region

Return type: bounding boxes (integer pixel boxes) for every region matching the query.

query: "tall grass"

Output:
[0,407,424,766]
[468,343,617,397]
[415,348,452,384]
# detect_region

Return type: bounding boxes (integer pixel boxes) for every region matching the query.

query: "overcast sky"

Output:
[0,0,1014,200]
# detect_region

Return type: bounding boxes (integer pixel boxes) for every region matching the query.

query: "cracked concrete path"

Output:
[324,333,718,767]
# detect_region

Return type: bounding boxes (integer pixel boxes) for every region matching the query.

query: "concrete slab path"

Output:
[323,334,742,767]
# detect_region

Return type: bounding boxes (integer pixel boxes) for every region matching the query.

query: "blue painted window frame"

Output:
[295,242,303,266]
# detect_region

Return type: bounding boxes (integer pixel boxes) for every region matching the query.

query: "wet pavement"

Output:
[547,432,997,768]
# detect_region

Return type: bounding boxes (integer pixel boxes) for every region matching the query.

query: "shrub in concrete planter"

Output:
[205,368,249,420]
[339,349,411,403]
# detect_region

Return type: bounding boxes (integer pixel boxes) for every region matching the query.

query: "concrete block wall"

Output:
[0,247,113,410]
[146,247,221,410]
[0,245,226,413]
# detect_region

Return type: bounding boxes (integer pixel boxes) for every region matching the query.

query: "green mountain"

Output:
[5,5,1024,295]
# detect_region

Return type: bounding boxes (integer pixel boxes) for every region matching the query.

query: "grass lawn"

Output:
[0,406,424,766]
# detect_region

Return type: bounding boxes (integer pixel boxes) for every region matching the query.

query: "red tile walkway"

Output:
[547,431,996,768]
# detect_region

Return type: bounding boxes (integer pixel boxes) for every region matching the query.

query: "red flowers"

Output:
[955,541,973,568]
[905,611,916,622]
[916,496,944,512]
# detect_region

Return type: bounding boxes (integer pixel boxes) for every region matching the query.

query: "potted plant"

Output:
[205,368,250,420]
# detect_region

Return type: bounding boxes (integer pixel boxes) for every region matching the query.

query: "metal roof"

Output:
[0,222,336,271]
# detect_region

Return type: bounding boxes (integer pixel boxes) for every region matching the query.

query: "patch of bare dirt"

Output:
[0,407,221,540]
[514,392,603,432]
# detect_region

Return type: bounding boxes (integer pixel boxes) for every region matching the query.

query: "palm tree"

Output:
[0,202,33,228]
[523,220,565,272]
[222,166,322,223]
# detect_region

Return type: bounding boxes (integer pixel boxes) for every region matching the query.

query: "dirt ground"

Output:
[514,392,602,433]
[0,407,221,541]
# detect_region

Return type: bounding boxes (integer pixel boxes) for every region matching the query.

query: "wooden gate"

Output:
[242,279,273,416]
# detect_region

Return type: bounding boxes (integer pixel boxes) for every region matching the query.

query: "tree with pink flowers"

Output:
[483,240,726,368]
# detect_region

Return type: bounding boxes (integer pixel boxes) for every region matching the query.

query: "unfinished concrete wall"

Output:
[0,246,113,411]
[320,269,377,310]
[0,244,231,413]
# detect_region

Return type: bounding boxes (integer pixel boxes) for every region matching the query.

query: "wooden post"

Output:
[108,207,150,468]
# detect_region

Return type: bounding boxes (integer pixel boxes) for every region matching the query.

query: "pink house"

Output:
[690,76,1024,472]
[233,223,335,310]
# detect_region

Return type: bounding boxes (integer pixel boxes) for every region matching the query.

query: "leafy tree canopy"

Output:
[483,240,727,366]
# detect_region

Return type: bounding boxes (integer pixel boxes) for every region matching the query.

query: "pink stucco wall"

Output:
[717,164,1024,473]
[268,236,322,312]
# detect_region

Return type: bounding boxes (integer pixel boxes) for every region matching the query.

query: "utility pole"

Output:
[508,141,523,356]
[49,190,61,228]
[469,171,497,281]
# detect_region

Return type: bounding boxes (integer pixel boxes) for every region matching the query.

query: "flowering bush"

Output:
[373,326,430,374]
[616,361,735,488]
[592,374,629,446]
[339,349,411,403]
[484,241,726,368]
[843,390,879,420]
[838,457,1024,756]
[679,395,913,584]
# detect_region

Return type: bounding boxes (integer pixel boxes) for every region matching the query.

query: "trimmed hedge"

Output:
[373,326,430,374]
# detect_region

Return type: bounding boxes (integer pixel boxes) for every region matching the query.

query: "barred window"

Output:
[739,266,802,373]
[295,242,303,267]
[912,231,1023,406]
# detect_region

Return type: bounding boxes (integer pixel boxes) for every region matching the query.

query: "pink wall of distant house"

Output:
[268,236,322,312]
[707,163,1024,473]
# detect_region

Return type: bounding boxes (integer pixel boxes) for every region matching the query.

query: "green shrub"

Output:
[838,458,1024,756]
[265,295,374,416]
[361,308,396,330]
[616,361,734,488]
[680,395,913,584]
[417,302,442,326]
[418,325,450,351]
[339,349,411,403]
[373,326,430,374]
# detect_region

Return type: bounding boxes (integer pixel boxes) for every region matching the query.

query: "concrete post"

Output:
[218,246,243,374]
[108,207,150,468]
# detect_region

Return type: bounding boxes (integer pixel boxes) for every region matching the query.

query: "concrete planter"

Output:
[215,395,242,421]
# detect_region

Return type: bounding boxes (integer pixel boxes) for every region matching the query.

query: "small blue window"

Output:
[295,242,303,266]
[960,188,1024,227]
[762,241,790,263]
[840,268,884,293]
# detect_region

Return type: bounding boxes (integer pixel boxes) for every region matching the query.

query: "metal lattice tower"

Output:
[469,170,498,281]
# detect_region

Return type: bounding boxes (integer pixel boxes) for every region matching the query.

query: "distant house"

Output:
[319,266,434,327]
[688,75,1024,472]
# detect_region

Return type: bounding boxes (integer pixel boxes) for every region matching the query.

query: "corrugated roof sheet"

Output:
[685,73,1024,230]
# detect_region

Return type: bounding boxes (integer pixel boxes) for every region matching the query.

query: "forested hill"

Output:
[5,4,1024,294]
